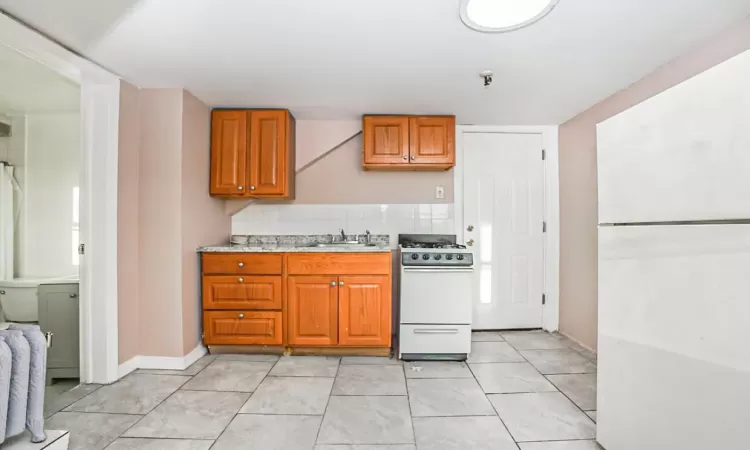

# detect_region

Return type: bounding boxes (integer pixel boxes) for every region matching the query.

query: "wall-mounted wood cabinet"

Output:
[210,109,295,199]
[362,115,455,170]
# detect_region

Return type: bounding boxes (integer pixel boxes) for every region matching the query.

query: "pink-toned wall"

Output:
[558,17,750,350]
[117,80,140,364]
[180,90,229,354]
[226,124,454,215]
[117,86,230,363]
[138,88,185,357]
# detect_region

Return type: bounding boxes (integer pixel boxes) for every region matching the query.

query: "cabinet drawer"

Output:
[203,311,282,345]
[287,253,391,275]
[202,253,282,275]
[203,276,282,310]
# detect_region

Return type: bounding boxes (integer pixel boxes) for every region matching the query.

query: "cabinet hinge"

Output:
[542,149,546,160]
[542,222,547,233]
[542,294,546,305]
[78,243,85,255]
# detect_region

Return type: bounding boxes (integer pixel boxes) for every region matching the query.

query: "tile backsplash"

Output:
[232,203,456,248]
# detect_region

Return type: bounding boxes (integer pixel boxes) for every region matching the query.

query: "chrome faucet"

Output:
[339,228,347,242]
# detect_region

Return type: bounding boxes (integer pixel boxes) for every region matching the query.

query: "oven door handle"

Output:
[412,328,461,334]
[402,268,474,273]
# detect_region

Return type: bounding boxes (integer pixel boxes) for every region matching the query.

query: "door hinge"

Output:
[78,244,85,255]
[542,294,546,305]
[542,149,546,160]
[542,222,547,233]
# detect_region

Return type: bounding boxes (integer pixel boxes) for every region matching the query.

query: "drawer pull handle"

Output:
[238,278,244,283]
[69,293,78,298]
[413,329,459,334]
[238,262,244,267]
[238,313,244,319]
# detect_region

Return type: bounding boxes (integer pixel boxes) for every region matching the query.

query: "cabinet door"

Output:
[202,276,282,310]
[203,311,282,345]
[363,116,410,166]
[409,116,455,166]
[249,110,288,196]
[210,110,248,195]
[287,276,339,346]
[338,276,391,346]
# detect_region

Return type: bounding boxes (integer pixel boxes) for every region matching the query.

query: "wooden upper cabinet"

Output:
[210,110,247,195]
[362,115,455,170]
[409,116,455,167]
[338,276,391,347]
[363,116,410,166]
[287,276,338,346]
[210,109,295,199]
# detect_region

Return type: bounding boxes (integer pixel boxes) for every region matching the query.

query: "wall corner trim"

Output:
[117,344,207,378]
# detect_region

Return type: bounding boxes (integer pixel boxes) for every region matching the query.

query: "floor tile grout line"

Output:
[467,361,522,450]
[403,361,419,447]
[313,357,340,445]
[47,383,104,417]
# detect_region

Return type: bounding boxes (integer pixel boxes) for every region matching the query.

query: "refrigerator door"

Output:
[597,48,750,224]
[598,224,750,450]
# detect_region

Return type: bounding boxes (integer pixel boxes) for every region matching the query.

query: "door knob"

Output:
[467,225,474,232]
[466,239,475,246]
[238,277,244,283]
[238,313,244,319]
[331,281,336,287]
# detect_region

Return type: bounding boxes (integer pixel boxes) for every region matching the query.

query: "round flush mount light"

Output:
[459,0,560,33]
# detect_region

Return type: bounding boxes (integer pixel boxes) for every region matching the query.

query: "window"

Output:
[459,0,559,33]
[72,186,79,266]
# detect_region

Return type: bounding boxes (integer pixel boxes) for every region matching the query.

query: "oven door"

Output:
[400,267,473,324]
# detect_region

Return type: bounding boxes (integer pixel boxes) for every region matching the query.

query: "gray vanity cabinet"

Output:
[38,283,79,384]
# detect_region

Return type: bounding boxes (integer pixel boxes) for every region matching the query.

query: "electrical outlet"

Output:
[435,185,445,199]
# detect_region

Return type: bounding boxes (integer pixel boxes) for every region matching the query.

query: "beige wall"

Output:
[117,80,140,363]
[180,90,229,354]
[558,17,750,350]
[117,86,229,363]
[138,88,184,357]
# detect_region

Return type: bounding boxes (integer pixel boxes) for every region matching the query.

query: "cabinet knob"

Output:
[330,281,336,287]
[402,155,408,160]
[339,281,344,286]
[0,290,4,295]
[238,185,243,190]
[238,277,244,283]
[69,293,78,298]
[238,262,244,267]
[250,185,256,190]
[238,313,244,319]
[410,156,415,161]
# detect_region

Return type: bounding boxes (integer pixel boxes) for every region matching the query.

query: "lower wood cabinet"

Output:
[203,275,282,310]
[203,310,282,345]
[287,276,339,346]
[338,276,390,346]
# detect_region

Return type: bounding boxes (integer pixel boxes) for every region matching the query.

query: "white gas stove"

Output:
[397,234,474,361]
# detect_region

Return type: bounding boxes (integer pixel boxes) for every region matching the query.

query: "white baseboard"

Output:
[117,344,207,379]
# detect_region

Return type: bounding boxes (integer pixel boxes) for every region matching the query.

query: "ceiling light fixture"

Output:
[459,0,560,33]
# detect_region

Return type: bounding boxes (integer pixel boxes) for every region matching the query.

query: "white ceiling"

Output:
[2,0,749,124]
[0,44,80,114]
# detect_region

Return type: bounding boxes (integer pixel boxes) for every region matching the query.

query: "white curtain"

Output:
[0,162,15,280]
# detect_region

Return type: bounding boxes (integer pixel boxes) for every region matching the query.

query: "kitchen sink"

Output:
[304,242,377,248]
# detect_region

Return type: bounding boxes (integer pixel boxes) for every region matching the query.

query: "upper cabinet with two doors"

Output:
[362,115,455,170]
[210,109,295,199]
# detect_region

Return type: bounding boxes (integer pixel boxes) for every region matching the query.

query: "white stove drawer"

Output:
[399,324,471,356]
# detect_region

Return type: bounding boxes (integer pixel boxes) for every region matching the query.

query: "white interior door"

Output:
[463,132,544,330]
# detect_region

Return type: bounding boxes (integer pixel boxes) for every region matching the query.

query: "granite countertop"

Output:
[198,234,392,253]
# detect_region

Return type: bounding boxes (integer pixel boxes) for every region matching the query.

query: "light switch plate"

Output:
[435,185,445,199]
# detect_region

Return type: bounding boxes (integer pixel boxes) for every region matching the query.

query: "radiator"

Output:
[0,325,47,444]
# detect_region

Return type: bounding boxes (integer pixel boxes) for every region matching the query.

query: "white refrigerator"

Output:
[596,49,750,450]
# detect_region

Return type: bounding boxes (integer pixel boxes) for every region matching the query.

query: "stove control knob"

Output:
[434,254,442,260]
[422,254,430,260]
[446,254,453,260]
[457,254,465,260]
[410,253,419,260]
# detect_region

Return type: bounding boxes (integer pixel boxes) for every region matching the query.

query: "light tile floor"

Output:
[42,331,600,449]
